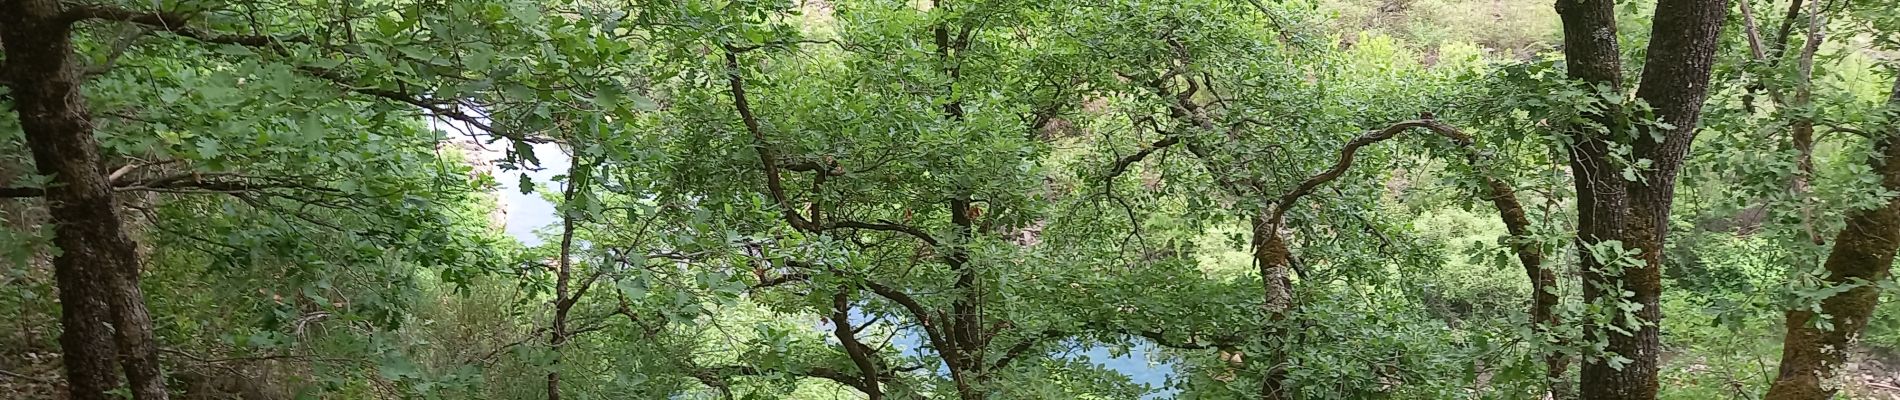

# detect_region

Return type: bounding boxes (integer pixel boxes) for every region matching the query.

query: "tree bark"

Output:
[1556,0,1727,398]
[1552,1,1637,390]
[1481,176,1570,398]
[1764,75,1900,400]
[1250,213,1295,400]
[1789,0,1827,246]
[831,292,885,400]
[546,162,583,400]
[0,2,168,399]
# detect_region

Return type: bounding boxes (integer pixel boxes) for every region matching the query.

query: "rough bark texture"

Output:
[0,1,168,399]
[1250,214,1294,400]
[1556,0,1727,398]
[1482,176,1569,398]
[1606,1,1727,398]
[1552,4,1636,392]
[1764,76,1900,400]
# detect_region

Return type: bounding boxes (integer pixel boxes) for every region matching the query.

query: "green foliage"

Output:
[5,0,1900,399]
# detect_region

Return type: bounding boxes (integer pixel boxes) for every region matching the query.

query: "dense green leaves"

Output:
[4,0,1899,399]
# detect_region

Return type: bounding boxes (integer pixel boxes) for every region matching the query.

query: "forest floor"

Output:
[1846,348,1900,399]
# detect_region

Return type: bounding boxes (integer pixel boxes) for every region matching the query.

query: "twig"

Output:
[0,368,51,384]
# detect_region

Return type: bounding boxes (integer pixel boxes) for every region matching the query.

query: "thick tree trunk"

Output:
[1764,76,1900,400]
[1554,1,1638,397]
[1556,0,1727,398]
[0,2,168,400]
[1601,2,1726,399]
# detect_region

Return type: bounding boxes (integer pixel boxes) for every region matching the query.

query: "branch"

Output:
[752,272,811,290]
[1738,0,1768,60]
[777,259,953,387]
[295,67,527,142]
[0,187,42,198]
[991,329,1066,371]
[699,365,869,393]
[1271,119,1463,222]
[782,160,845,176]
[723,46,814,231]
[1768,0,1807,61]
[827,220,939,246]
[64,5,297,47]
[1105,136,1180,181]
[2,173,333,198]
[67,4,542,145]
[0,368,51,384]
[1127,328,1242,352]
[830,291,885,398]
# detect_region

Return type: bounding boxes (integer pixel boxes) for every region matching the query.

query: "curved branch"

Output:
[831,291,885,399]
[1105,136,1180,181]
[1271,119,1466,222]
[67,4,542,145]
[723,46,814,231]
[990,329,1066,371]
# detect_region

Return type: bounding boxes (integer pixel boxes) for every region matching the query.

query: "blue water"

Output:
[866,322,1177,398]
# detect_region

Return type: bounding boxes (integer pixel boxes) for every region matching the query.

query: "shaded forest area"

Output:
[2,0,1899,399]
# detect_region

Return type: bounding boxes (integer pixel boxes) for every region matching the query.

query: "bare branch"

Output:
[1271,119,1466,222]
[991,329,1066,371]
[831,291,886,399]
[723,46,814,231]
[2,173,334,198]
[1105,136,1180,180]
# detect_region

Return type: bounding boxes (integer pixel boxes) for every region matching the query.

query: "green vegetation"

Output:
[1,0,1896,399]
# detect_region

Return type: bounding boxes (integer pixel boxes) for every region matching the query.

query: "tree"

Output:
[3,1,173,398]
[1764,68,1900,400]
[1552,0,1728,397]
[0,1,614,397]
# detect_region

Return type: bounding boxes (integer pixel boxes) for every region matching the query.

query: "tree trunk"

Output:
[1554,0,1638,397]
[1481,177,1570,398]
[0,2,168,399]
[1556,0,1727,398]
[1764,75,1900,400]
[1789,0,1827,246]
[1251,212,1294,400]
[947,197,990,400]
[547,169,582,400]
[1604,1,1727,398]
